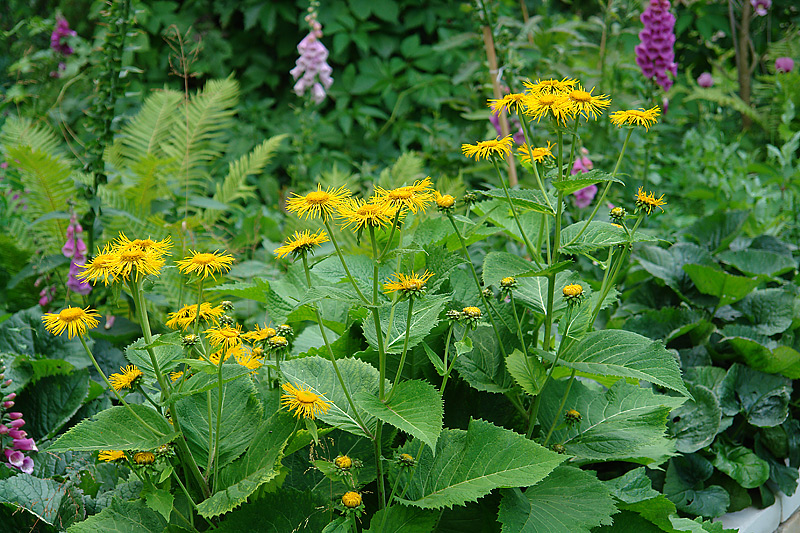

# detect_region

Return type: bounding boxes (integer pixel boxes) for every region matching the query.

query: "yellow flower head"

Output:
[462,306,482,319]
[268,335,289,349]
[337,197,397,231]
[635,187,667,215]
[487,93,527,115]
[434,191,456,210]
[374,177,434,214]
[280,382,332,419]
[461,135,514,161]
[517,141,555,164]
[286,184,351,221]
[208,347,234,366]
[562,284,584,305]
[567,85,611,120]
[114,233,172,258]
[42,306,100,338]
[609,106,661,131]
[523,77,578,95]
[242,324,277,343]
[205,324,242,349]
[109,365,143,390]
[342,491,363,509]
[133,451,156,465]
[334,455,353,469]
[522,92,575,124]
[166,302,224,330]
[98,450,126,463]
[274,230,329,259]
[234,346,263,372]
[176,250,235,280]
[169,371,184,382]
[383,270,434,298]
[78,245,119,286]
[115,248,164,281]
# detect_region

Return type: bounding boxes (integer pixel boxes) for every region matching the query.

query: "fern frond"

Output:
[0,117,64,156]
[376,152,426,189]
[203,134,287,226]
[118,89,183,165]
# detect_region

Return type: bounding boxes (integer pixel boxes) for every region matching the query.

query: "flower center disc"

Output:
[389,188,414,200]
[570,90,591,102]
[539,95,557,106]
[305,191,330,204]
[295,390,319,404]
[58,307,84,322]
[190,253,217,265]
[121,250,145,262]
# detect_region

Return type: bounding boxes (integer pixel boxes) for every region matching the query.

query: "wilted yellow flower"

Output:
[434,191,456,210]
[242,324,277,343]
[133,452,155,465]
[635,187,667,215]
[383,270,434,298]
[109,365,143,390]
[609,106,660,131]
[98,450,126,463]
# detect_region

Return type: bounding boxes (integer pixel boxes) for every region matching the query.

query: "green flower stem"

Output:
[543,368,577,447]
[525,394,541,439]
[379,210,402,260]
[491,158,538,261]
[564,128,633,248]
[385,297,415,403]
[323,219,369,304]
[566,117,581,184]
[368,226,387,510]
[446,213,507,359]
[485,296,513,333]
[440,327,469,397]
[205,391,214,475]
[509,292,527,358]
[300,254,372,439]
[557,129,564,182]
[213,354,224,492]
[136,384,162,411]
[191,278,205,337]
[373,426,386,510]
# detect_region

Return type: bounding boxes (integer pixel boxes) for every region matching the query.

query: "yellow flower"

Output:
[516,141,555,164]
[523,77,578,95]
[78,245,119,286]
[42,306,100,339]
[522,92,575,123]
[169,371,184,382]
[98,450,126,463]
[383,270,434,297]
[109,365,143,390]
[268,335,289,349]
[286,184,351,221]
[462,306,482,319]
[434,191,456,209]
[115,248,164,281]
[133,451,155,465]
[374,177,434,214]
[609,106,660,131]
[205,324,242,349]
[487,93,527,115]
[461,135,514,161]
[562,284,583,297]
[242,324,277,343]
[114,233,172,258]
[274,230,329,259]
[280,382,332,419]
[635,187,667,215]
[176,250,235,280]
[334,455,353,469]
[251,346,265,358]
[208,347,234,366]
[567,85,611,120]
[337,197,397,231]
[234,346,263,372]
[342,491,363,508]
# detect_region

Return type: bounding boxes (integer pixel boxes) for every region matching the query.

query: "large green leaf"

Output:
[482,187,556,215]
[363,295,448,354]
[682,264,759,307]
[736,288,794,335]
[684,210,749,253]
[197,411,296,518]
[364,505,438,532]
[213,489,329,532]
[14,368,90,440]
[397,418,564,509]
[505,349,546,397]
[664,455,729,517]
[711,440,769,489]
[125,332,184,381]
[718,249,797,277]
[540,329,690,396]
[0,475,84,528]
[0,306,88,370]
[720,334,800,378]
[355,379,442,454]
[497,466,617,532]
[560,221,657,254]
[667,383,721,453]
[551,169,624,194]
[482,252,537,288]
[635,243,715,295]
[49,404,175,452]
[718,363,791,427]
[514,270,576,315]
[453,326,515,393]
[67,498,167,533]
[624,308,713,344]
[176,374,263,469]
[538,380,684,463]
[281,356,386,438]
[205,279,270,303]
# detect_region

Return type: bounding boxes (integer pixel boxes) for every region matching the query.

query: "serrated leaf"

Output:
[67,498,167,533]
[365,505,438,532]
[213,489,329,532]
[453,326,515,393]
[49,404,175,452]
[356,380,442,454]
[125,332,184,382]
[422,342,447,376]
[514,269,576,315]
[539,380,685,463]
[498,466,617,532]
[551,169,624,194]
[505,349,546,396]
[482,187,556,215]
[15,367,90,440]
[540,329,690,396]
[682,264,759,307]
[205,278,269,303]
[397,418,565,509]
[142,486,173,521]
[0,475,84,527]
[482,252,537,287]
[363,295,448,354]
[560,221,658,254]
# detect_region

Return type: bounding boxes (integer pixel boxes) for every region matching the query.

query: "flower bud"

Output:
[3,401,14,408]
[9,419,24,429]
[9,429,26,439]
[13,438,37,451]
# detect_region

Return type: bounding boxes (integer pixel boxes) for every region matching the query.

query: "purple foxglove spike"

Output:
[9,419,24,429]
[573,185,598,208]
[9,429,26,440]
[0,425,8,435]
[776,57,794,73]
[51,17,77,56]
[636,0,677,91]
[13,438,37,452]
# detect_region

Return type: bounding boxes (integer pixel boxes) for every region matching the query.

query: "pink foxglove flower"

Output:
[697,72,713,87]
[290,13,333,105]
[62,214,91,296]
[489,114,525,146]
[776,57,794,73]
[635,0,677,92]
[750,0,771,16]
[51,17,76,56]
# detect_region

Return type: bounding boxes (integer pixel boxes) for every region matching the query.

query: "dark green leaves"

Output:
[560,221,657,255]
[711,440,769,489]
[551,169,624,194]
[482,188,556,215]
[718,364,791,427]
[668,383,721,454]
[66,498,166,533]
[682,264,759,307]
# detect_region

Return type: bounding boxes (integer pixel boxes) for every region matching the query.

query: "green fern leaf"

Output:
[118,89,183,164]
[0,117,64,156]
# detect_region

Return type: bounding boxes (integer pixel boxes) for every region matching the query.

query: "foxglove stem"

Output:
[323,219,368,303]
[385,297,415,403]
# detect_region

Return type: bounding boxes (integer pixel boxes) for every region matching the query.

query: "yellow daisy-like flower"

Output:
[78,245,119,286]
[342,491,363,508]
[133,451,156,465]
[109,365,144,390]
[461,135,514,161]
[487,93,527,115]
[522,92,575,123]
[516,141,555,164]
[567,85,611,120]
[268,335,289,349]
[274,230,329,259]
[523,77,579,95]
[463,306,482,319]
[334,455,353,469]
[234,346,263,372]
[242,324,277,343]
[635,187,667,215]
[169,371,184,382]
[251,346,265,358]
[337,197,397,231]
[434,191,455,209]
[383,270,434,298]
[114,233,172,258]
[42,306,101,339]
[205,324,242,349]
[562,284,583,297]
[286,184,351,221]
[176,250,235,280]
[609,106,661,131]
[115,248,165,281]
[208,347,234,366]
[166,303,224,331]
[281,382,332,420]
[98,450,126,463]
[374,177,434,214]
